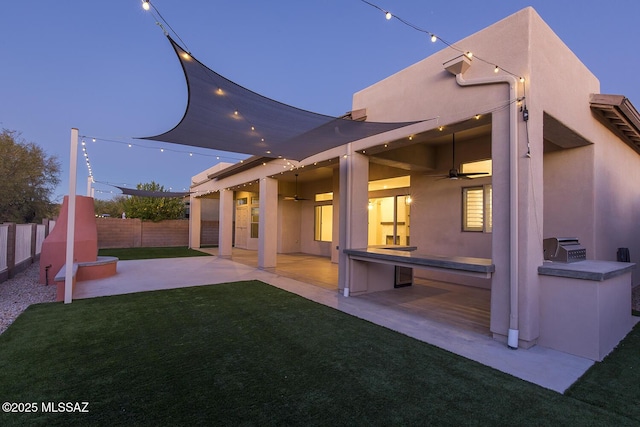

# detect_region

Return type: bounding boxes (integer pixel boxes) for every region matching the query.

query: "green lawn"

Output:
[0,281,637,426]
[98,246,210,260]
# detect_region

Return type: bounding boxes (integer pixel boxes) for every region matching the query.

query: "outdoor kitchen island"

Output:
[538,260,636,361]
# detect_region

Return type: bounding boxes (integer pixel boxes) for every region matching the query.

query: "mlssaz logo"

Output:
[41,402,89,413]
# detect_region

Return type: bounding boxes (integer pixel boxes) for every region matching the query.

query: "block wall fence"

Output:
[1,218,218,285]
[96,218,219,249]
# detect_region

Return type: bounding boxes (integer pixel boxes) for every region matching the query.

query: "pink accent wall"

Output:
[39,196,98,284]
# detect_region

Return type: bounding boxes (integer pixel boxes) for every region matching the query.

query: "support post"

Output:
[218,189,234,257]
[64,128,79,304]
[258,177,278,268]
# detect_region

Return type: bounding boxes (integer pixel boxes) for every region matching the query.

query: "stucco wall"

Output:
[278,200,301,253]
[593,127,640,285]
[543,146,595,252]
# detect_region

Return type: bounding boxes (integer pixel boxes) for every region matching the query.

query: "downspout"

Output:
[454,73,520,349]
[343,143,353,297]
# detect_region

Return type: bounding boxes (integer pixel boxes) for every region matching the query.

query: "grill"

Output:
[543,237,586,263]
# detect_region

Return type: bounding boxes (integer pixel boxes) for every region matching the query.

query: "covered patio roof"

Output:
[142,37,422,161]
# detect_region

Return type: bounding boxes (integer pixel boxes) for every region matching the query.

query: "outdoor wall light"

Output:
[444,55,472,75]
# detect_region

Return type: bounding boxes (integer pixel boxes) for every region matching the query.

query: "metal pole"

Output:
[86,176,92,197]
[64,128,79,304]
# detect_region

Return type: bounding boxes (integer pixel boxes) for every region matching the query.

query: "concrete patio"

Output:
[72,253,597,393]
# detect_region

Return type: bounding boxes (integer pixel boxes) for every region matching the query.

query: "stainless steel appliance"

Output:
[543,237,586,263]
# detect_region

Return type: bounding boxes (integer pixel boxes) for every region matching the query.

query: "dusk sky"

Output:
[1,1,638,201]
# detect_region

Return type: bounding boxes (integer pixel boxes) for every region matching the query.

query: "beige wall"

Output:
[593,126,640,284]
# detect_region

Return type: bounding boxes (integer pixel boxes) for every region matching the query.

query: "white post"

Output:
[86,176,92,197]
[64,128,79,304]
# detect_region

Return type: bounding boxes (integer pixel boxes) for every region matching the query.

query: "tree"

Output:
[93,196,127,218]
[0,129,61,223]
[122,181,186,221]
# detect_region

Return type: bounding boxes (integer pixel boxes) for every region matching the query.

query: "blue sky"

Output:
[1,1,638,201]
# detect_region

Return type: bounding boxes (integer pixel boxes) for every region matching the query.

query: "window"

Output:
[367,195,411,246]
[462,185,492,232]
[236,197,247,206]
[461,159,492,177]
[315,192,333,202]
[314,205,333,242]
[250,207,259,238]
[368,176,410,192]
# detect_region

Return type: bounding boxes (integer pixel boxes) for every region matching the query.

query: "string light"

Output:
[80,135,247,163]
[81,139,94,179]
[142,0,150,11]
[360,0,525,83]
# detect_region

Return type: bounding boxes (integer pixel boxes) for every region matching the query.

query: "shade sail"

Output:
[116,186,190,198]
[142,37,422,161]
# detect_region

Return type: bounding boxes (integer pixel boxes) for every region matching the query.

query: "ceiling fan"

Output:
[429,133,489,180]
[283,174,309,201]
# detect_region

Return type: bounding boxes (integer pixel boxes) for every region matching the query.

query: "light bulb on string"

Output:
[430,34,437,43]
[385,11,392,20]
[494,65,499,73]
[142,0,150,11]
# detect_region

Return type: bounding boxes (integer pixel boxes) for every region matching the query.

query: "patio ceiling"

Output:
[590,94,640,153]
[142,37,422,161]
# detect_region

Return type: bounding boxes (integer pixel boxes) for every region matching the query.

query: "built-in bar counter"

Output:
[537,260,636,361]
[343,246,494,296]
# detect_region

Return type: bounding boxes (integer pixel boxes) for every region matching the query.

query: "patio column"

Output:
[331,169,340,264]
[338,149,369,294]
[189,196,201,249]
[258,177,278,268]
[218,189,234,258]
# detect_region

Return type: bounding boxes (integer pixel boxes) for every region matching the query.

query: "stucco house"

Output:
[186,7,639,360]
